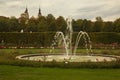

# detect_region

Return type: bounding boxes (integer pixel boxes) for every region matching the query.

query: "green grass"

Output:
[0,48,120,55]
[0,49,120,80]
[0,48,120,69]
[0,49,42,54]
[0,65,120,80]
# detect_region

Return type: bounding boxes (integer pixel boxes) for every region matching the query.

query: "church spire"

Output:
[21,6,29,19]
[38,8,42,17]
[25,7,28,13]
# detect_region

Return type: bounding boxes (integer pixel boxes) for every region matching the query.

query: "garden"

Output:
[0,32,120,80]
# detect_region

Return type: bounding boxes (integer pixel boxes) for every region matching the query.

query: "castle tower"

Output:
[25,7,28,13]
[38,8,42,18]
[20,7,29,19]
[19,7,29,24]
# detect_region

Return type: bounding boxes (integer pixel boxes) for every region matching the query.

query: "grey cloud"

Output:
[89,4,120,20]
[0,1,6,5]
[74,4,106,20]
[75,2,120,20]
[0,0,120,21]
[77,4,106,13]
[0,0,14,4]
[102,5,120,17]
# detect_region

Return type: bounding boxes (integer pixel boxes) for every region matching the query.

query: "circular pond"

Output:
[16,54,117,62]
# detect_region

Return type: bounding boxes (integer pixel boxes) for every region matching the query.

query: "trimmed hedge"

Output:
[0,32,120,48]
[0,32,55,47]
[89,32,120,44]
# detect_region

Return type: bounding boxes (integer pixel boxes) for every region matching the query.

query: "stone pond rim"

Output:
[16,53,118,62]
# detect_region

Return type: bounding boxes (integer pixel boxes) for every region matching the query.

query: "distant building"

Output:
[19,7,29,24]
[38,8,42,18]
[19,7,42,24]
[20,7,29,19]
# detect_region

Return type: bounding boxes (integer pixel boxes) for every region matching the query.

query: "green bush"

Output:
[89,32,120,44]
[0,32,120,48]
[0,32,55,47]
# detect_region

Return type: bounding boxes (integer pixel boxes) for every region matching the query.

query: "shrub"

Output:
[0,32,120,48]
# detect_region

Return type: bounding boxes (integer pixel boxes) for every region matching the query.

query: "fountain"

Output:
[20,29,24,33]
[16,17,117,62]
[50,17,92,56]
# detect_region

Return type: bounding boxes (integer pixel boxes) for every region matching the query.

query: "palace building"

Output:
[19,7,42,23]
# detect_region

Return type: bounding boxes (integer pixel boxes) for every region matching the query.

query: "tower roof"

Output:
[38,8,42,17]
[20,7,29,19]
[24,7,28,13]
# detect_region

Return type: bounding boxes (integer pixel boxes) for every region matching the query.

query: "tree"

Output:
[26,17,38,32]
[113,18,120,32]
[37,16,48,32]
[72,19,82,32]
[48,21,57,31]
[103,21,114,32]
[80,19,93,32]
[46,14,57,31]
[0,16,9,32]
[93,16,104,32]
[83,20,93,32]
[96,16,103,22]
[8,16,20,32]
[56,16,67,32]
[18,17,28,32]
[46,14,55,24]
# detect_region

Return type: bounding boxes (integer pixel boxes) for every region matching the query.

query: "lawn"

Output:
[0,48,120,55]
[0,48,120,68]
[0,65,120,80]
[0,49,120,80]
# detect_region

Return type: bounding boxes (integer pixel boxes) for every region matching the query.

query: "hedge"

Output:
[0,32,120,48]
[89,32,120,44]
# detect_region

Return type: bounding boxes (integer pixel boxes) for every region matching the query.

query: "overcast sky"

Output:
[0,0,120,21]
